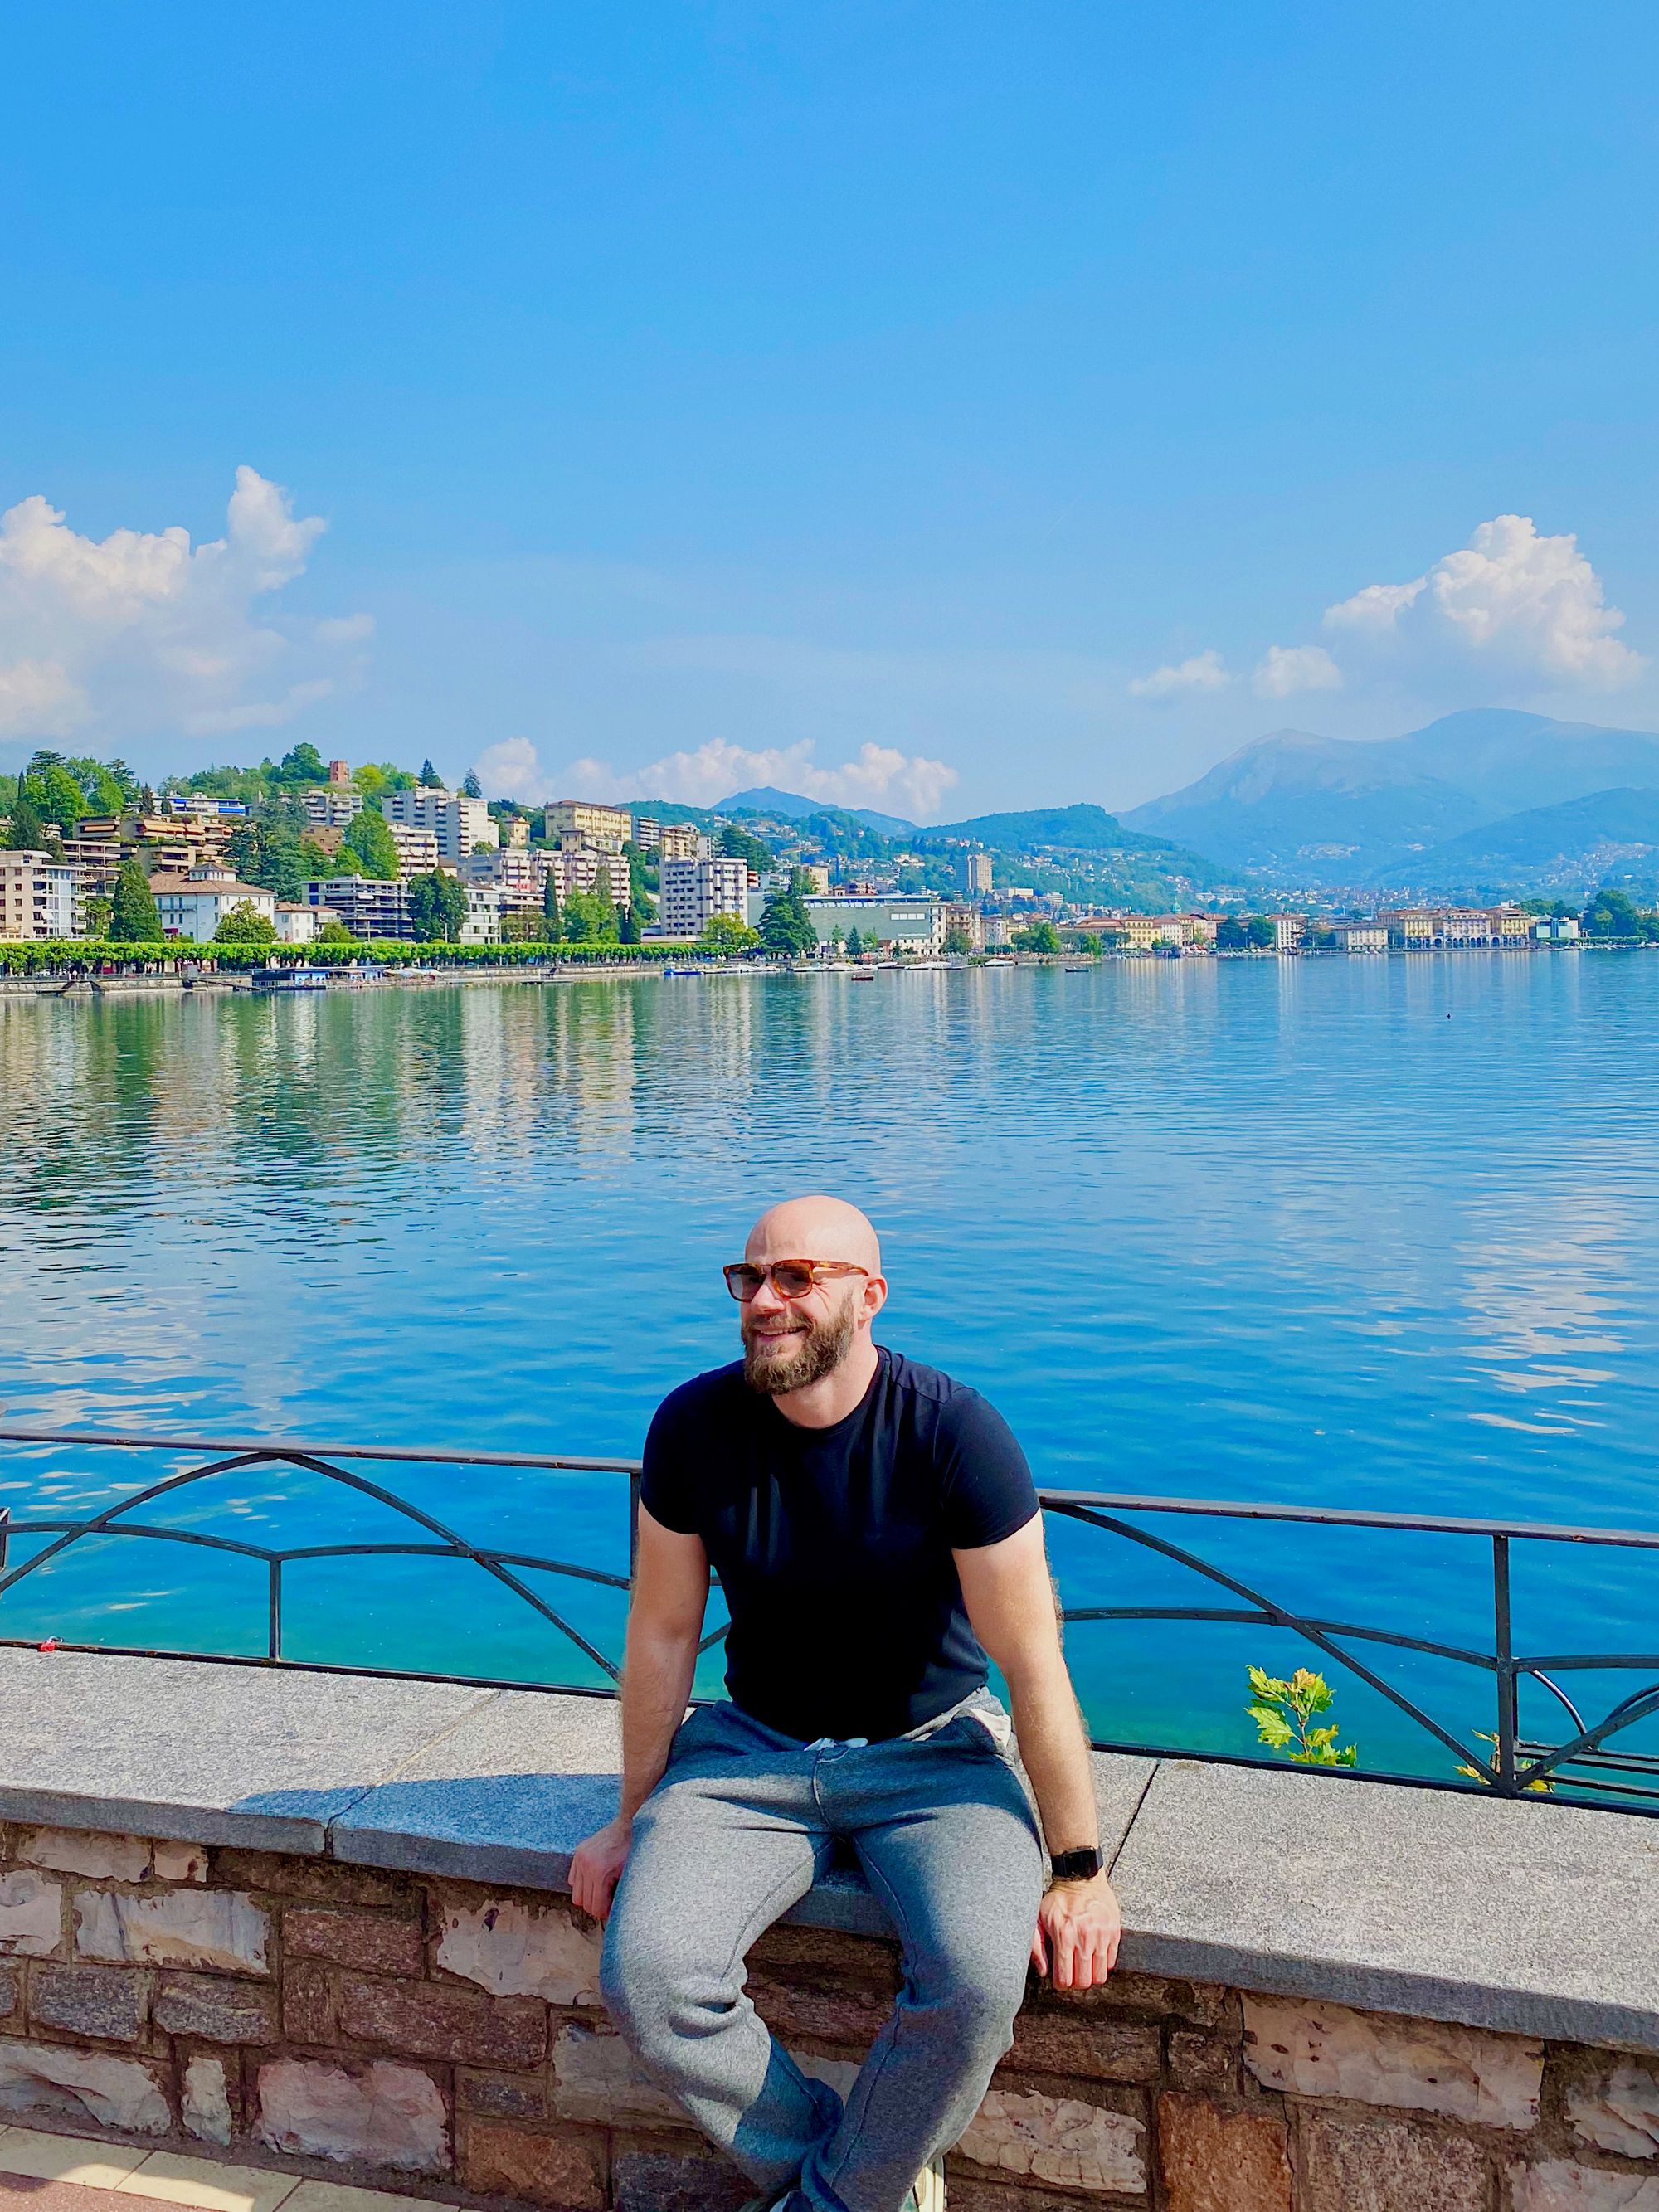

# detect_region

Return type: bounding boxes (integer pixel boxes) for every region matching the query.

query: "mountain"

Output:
[926,801,1170,853]
[1376,787,1659,898]
[1125,712,1659,884]
[719,786,917,835]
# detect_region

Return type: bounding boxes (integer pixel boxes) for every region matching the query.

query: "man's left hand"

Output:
[1031,1872,1121,1989]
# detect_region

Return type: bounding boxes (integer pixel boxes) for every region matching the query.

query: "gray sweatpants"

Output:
[600,1694,1044,2212]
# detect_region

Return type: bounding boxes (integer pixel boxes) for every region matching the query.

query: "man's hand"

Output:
[1031,1873,1121,1990]
[569,1816,633,1924]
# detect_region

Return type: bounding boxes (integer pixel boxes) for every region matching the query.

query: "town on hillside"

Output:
[2,741,1657,960]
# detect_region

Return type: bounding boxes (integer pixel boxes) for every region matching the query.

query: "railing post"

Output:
[1492,1534,1517,1792]
[629,1470,640,1584]
[268,1559,283,1661]
[0,1503,8,1575]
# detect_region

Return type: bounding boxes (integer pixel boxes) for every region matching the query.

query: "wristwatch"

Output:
[1048,1845,1103,1884]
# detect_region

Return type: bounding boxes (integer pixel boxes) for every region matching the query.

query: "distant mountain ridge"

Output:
[1378,787,1659,898]
[722,785,917,835]
[1125,711,1659,885]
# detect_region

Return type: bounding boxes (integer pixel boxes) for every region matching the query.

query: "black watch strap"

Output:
[1048,1845,1103,1883]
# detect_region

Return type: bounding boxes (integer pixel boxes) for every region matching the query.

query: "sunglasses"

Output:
[723,1259,871,1302]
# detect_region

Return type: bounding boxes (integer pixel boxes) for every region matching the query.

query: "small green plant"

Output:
[1247,1665,1358,1767]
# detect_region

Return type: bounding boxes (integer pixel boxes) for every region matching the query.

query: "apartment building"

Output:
[1533,916,1580,942]
[541,800,631,852]
[460,884,504,945]
[274,902,338,944]
[633,816,707,862]
[458,846,550,912]
[149,867,277,941]
[0,848,80,940]
[548,847,630,912]
[1332,921,1388,952]
[1268,914,1306,953]
[660,856,749,936]
[382,788,498,861]
[163,795,249,821]
[305,876,416,939]
[1379,907,1530,948]
[384,822,440,877]
[302,787,363,829]
[960,850,994,897]
[941,902,985,950]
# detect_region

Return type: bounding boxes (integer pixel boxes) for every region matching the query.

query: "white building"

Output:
[0,848,80,939]
[163,794,249,820]
[301,787,363,828]
[385,821,441,878]
[1332,921,1388,953]
[660,856,749,936]
[458,846,549,908]
[274,902,338,944]
[382,787,499,861]
[460,883,504,945]
[149,867,277,941]
[1532,916,1580,943]
[549,847,630,912]
[801,895,946,953]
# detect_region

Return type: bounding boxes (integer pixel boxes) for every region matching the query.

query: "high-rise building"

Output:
[302,787,364,828]
[659,856,748,936]
[305,876,416,939]
[382,788,499,861]
[0,848,81,939]
[961,850,994,897]
[384,822,441,878]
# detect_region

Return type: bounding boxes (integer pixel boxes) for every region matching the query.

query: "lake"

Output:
[3,954,1657,1786]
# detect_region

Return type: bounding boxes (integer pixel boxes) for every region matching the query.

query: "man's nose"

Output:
[748,1272,787,1314]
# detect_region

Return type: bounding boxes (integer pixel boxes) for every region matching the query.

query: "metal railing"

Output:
[2,1426,1657,1811]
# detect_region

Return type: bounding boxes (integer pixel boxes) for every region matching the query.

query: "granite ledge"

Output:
[4,1648,1659,2054]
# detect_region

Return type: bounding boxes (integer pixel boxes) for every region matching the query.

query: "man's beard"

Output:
[742,1300,857,1396]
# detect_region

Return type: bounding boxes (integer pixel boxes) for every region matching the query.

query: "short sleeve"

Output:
[639,1388,703,1536]
[937,1390,1040,1548]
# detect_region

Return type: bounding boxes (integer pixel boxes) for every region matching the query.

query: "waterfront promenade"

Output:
[2,1646,1657,2211]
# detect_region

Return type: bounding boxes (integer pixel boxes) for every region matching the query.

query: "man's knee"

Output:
[601,1908,724,2060]
[912,1942,1028,2059]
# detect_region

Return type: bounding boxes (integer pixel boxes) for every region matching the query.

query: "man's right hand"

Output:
[569,1816,634,1923]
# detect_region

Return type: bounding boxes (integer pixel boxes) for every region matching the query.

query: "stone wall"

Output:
[3,1821,1658,2211]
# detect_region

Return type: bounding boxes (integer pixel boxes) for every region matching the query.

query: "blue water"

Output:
[3,956,1657,1785]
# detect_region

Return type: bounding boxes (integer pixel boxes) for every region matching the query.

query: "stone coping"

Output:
[4,1646,1657,2054]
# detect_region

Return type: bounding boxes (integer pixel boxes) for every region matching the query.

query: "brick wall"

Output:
[2,1824,1657,2210]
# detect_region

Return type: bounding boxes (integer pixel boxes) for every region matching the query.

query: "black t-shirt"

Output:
[639,1345,1039,1743]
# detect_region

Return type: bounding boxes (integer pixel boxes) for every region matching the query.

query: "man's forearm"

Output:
[1006,1660,1099,1857]
[617,1624,699,1823]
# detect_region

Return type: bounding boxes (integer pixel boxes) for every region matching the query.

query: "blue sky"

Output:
[3,2,1657,816]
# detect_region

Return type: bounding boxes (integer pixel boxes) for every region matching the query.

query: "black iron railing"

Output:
[2,1426,1657,1811]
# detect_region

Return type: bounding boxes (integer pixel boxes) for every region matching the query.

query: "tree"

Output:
[618,906,640,943]
[942,926,972,955]
[699,912,761,957]
[460,770,484,800]
[338,805,401,880]
[757,884,818,960]
[543,870,561,932]
[22,761,88,833]
[844,926,864,957]
[109,860,164,943]
[1062,929,1099,958]
[1583,888,1642,939]
[272,742,328,785]
[561,888,618,942]
[82,895,113,938]
[215,901,277,946]
[1014,920,1062,954]
[315,917,356,946]
[1219,915,1275,950]
[418,759,444,788]
[718,823,772,872]
[3,791,51,852]
[406,870,469,942]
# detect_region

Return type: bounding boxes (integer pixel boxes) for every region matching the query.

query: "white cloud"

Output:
[472,735,960,821]
[0,467,367,743]
[1128,649,1232,699]
[1323,514,1645,688]
[1253,644,1343,698]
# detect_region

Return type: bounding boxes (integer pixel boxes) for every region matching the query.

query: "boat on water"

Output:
[660,965,703,978]
[851,969,878,982]
[251,966,329,992]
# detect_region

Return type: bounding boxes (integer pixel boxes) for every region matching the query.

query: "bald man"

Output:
[571,1197,1121,2212]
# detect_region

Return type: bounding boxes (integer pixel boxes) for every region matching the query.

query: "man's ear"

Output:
[864,1274,889,1320]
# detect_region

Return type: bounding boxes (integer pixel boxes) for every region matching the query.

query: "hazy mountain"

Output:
[720,785,917,834]
[1124,712,1659,882]
[1377,787,1659,898]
